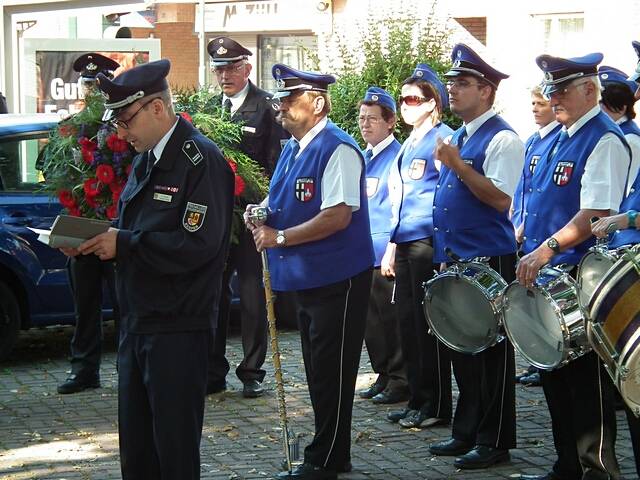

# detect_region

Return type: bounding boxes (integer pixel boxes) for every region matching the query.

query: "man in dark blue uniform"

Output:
[248,64,374,480]
[57,53,121,395]
[78,59,234,479]
[429,43,524,470]
[517,52,628,480]
[206,36,289,398]
[356,86,407,405]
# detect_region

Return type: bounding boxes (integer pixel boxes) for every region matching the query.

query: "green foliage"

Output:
[324,2,462,146]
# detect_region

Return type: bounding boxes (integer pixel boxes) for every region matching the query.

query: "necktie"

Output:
[223,98,232,114]
[146,150,156,177]
[526,132,541,156]
[364,149,374,164]
[284,140,300,174]
[548,130,568,162]
[456,126,467,149]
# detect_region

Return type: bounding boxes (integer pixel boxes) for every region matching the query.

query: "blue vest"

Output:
[512,124,562,227]
[433,115,518,262]
[365,138,401,266]
[389,122,453,243]
[266,121,374,291]
[523,112,628,265]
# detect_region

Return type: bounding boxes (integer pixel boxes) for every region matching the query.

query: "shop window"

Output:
[259,35,318,92]
[533,13,584,57]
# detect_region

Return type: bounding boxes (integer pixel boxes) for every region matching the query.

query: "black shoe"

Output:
[57,373,100,394]
[242,380,264,398]
[371,388,409,404]
[358,383,385,399]
[387,408,414,423]
[429,438,473,456]
[336,461,352,473]
[398,410,448,428]
[206,380,227,395]
[274,462,337,479]
[521,372,542,386]
[454,445,510,469]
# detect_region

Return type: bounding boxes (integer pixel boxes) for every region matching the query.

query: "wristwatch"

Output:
[627,210,638,230]
[276,230,287,246]
[546,237,561,254]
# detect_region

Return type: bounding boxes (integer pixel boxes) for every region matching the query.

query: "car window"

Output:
[0,136,49,192]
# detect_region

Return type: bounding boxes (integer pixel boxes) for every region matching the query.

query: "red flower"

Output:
[83,178,101,197]
[179,112,193,123]
[82,149,94,164]
[58,124,76,138]
[227,159,238,173]
[234,175,245,196]
[106,205,118,220]
[68,206,81,217]
[78,137,97,151]
[109,181,124,194]
[58,189,75,208]
[96,164,115,184]
[106,134,129,153]
[85,195,98,209]
[112,191,121,205]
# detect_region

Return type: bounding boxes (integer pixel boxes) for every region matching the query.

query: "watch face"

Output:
[276,234,285,245]
[547,238,559,250]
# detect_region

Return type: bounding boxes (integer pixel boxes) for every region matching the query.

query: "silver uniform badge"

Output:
[371,94,379,101]
[217,46,228,55]
[182,140,203,166]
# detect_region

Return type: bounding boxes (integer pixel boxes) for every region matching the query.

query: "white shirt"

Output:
[367,133,395,159]
[223,82,250,114]
[462,109,525,197]
[294,116,362,211]
[566,106,629,211]
[151,117,179,163]
[539,120,560,140]
[616,116,640,192]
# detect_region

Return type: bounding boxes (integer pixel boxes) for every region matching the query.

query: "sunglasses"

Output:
[398,95,428,106]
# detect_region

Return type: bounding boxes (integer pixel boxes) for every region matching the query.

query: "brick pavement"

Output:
[0,322,636,479]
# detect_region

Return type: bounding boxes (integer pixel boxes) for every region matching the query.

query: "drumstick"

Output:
[391,280,396,304]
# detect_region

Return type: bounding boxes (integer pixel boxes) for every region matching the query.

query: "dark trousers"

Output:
[364,268,407,391]
[395,239,452,418]
[208,227,267,384]
[625,406,640,477]
[297,268,372,470]
[118,330,210,480]
[449,253,517,450]
[541,352,621,480]
[67,254,119,376]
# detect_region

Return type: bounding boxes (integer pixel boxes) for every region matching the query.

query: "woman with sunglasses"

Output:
[385,63,453,429]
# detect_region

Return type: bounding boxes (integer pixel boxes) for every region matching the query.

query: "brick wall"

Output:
[453,16,487,45]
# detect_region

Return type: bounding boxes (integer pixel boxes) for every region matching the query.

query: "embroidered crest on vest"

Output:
[295,177,315,202]
[529,155,541,174]
[408,159,426,180]
[366,177,379,197]
[553,161,574,186]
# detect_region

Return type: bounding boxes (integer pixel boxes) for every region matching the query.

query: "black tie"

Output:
[146,150,156,177]
[223,98,232,114]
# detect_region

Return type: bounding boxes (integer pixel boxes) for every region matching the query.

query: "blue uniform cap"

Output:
[629,41,640,82]
[97,59,171,122]
[73,53,120,80]
[207,37,252,67]
[272,64,335,99]
[536,52,603,97]
[444,43,509,88]
[598,65,637,95]
[410,63,449,110]
[362,86,396,113]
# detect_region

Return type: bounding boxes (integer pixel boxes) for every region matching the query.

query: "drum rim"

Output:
[589,249,638,321]
[577,248,620,312]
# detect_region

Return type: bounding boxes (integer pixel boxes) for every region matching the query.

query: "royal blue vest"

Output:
[266,121,374,291]
[365,138,401,266]
[433,115,518,262]
[512,124,562,228]
[523,112,628,265]
[389,122,453,243]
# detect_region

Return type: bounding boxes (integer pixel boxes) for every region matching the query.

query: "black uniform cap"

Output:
[97,59,171,122]
[73,53,120,80]
[207,36,252,67]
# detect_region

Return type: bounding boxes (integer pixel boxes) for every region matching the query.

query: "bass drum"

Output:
[423,261,507,354]
[577,246,620,311]
[588,247,640,415]
[503,266,589,370]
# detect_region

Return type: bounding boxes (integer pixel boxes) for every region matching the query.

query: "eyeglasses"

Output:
[358,115,384,124]
[111,97,160,129]
[446,79,486,90]
[213,63,246,75]
[542,81,590,101]
[398,95,428,106]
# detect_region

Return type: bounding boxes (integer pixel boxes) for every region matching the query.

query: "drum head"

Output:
[578,252,616,310]
[425,276,498,354]
[503,283,564,369]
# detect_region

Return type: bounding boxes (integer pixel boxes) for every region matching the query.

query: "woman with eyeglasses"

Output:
[385,64,453,429]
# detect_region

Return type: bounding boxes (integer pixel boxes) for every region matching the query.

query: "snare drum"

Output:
[577,246,620,310]
[423,261,507,354]
[588,247,640,415]
[503,266,590,370]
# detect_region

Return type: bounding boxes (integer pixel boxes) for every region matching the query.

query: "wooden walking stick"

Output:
[249,206,299,472]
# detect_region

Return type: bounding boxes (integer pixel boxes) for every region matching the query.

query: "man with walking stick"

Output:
[246,64,374,480]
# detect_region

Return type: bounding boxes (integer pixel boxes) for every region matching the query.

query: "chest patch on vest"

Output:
[182,140,203,166]
[295,177,315,202]
[529,155,540,174]
[183,202,207,232]
[553,161,574,186]
[408,159,426,180]
[366,177,379,197]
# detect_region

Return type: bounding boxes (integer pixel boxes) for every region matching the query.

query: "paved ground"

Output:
[0,322,637,480]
